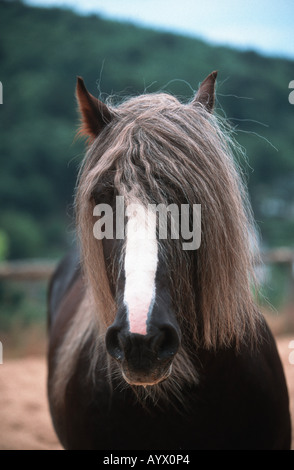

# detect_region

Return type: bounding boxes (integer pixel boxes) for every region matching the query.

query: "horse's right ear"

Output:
[192,71,218,113]
[76,77,112,142]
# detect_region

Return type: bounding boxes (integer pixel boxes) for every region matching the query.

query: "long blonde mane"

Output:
[77,93,260,346]
[52,91,262,408]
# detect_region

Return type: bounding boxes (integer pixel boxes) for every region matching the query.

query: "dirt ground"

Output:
[0,336,293,450]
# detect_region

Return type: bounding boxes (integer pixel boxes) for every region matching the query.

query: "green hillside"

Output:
[0,0,294,261]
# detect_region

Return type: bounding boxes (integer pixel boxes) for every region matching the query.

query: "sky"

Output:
[24,0,294,60]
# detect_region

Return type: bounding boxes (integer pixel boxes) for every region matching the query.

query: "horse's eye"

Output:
[92,189,115,205]
[92,192,105,204]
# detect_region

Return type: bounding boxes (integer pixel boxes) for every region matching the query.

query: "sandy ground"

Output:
[0,356,61,450]
[0,336,293,450]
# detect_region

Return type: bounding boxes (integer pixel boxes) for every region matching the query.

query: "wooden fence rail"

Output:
[0,249,293,334]
[261,248,294,265]
[0,260,56,281]
[0,248,293,281]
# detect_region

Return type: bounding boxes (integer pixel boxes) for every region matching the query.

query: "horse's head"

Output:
[75,71,258,387]
[75,72,217,386]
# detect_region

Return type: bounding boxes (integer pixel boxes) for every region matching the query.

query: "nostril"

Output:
[105,326,124,361]
[153,325,180,360]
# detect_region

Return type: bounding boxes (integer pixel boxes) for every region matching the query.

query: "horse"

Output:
[47,71,291,450]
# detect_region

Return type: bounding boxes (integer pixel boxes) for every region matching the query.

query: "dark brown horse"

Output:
[47,71,291,450]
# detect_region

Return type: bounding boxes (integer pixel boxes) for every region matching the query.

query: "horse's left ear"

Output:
[76,76,112,141]
[193,71,218,113]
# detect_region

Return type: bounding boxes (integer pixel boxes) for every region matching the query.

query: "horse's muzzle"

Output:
[121,364,173,387]
[105,324,180,386]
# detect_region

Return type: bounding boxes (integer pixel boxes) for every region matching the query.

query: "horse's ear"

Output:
[76,76,112,141]
[193,71,218,113]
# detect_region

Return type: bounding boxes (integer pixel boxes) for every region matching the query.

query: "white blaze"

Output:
[124,203,158,335]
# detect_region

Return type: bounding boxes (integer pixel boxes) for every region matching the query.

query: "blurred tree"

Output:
[0,0,293,260]
[0,230,9,261]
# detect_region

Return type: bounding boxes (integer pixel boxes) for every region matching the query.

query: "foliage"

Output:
[0,230,9,260]
[0,279,47,330]
[0,0,293,326]
[0,1,293,259]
